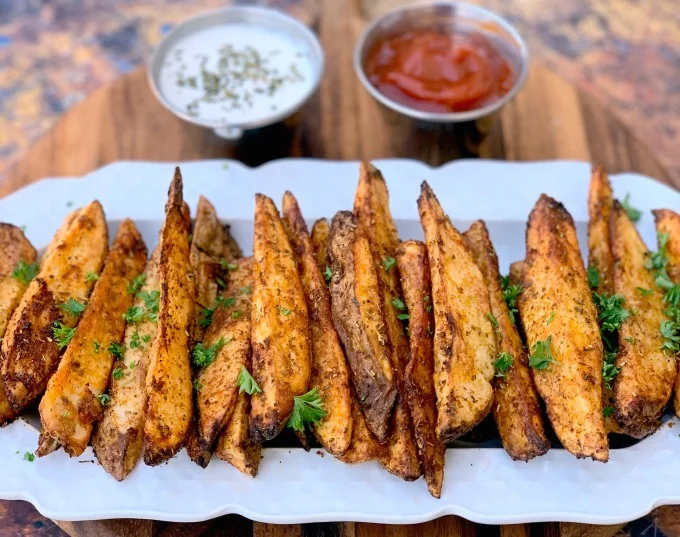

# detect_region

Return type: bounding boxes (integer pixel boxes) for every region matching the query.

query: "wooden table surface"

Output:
[0,0,677,535]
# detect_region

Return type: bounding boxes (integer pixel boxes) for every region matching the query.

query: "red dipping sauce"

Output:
[364,29,516,113]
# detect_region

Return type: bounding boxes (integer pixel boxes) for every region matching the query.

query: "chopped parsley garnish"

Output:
[139,290,160,322]
[624,336,636,345]
[59,298,86,317]
[23,451,35,462]
[636,287,654,296]
[11,260,39,285]
[96,393,111,406]
[494,352,513,378]
[220,258,238,271]
[216,277,226,289]
[287,387,326,432]
[546,312,556,325]
[142,334,151,343]
[122,306,145,323]
[198,296,235,328]
[603,406,615,418]
[279,306,291,316]
[621,193,642,223]
[391,297,406,310]
[128,360,137,369]
[646,232,680,352]
[383,256,396,272]
[127,274,146,295]
[52,322,75,350]
[591,292,628,387]
[500,276,522,324]
[236,366,262,395]
[193,379,203,392]
[93,340,101,354]
[660,320,680,352]
[112,368,124,380]
[86,271,99,282]
[602,351,621,390]
[192,337,229,368]
[424,295,432,313]
[587,265,601,290]
[487,312,499,329]
[129,331,145,350]
[323,266,333,284]
[529,336,558,371]
[397,313,410,321]
[108,342,125,360]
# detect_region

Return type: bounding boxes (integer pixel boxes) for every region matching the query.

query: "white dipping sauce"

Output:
[159,24,317,125]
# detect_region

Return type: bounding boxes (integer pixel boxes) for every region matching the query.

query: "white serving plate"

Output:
[1,159,680,525]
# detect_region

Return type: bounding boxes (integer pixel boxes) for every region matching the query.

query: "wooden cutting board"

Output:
[0,0,674,536]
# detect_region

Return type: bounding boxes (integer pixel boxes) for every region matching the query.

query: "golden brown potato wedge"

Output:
[509,261,524,288]
[0,224,38,424]
[215,390,261,477]
[38,220,147,456]
[395,240,445,497]
[2,202,108,413]
[588,166,615,296]
[282,192,352,456]
[311,218,332,274]
[611,202,676,438]
[464,221,549,461]
[519,194,608,461]
[328,211,396,442]
[144,169,196,465]
[417,182,495,442]
[653,209,680,418]
[353,163,420,480]
[249,194,311,442]
[92,248,160,480]
[336,399,384,463]
[195,257,253,448]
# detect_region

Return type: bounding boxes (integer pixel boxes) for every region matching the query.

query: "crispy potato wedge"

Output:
[464,221,549,461]
[653,209,680,418]
[509,261,524,287]
[611,202,676,438]
[395,240,445,496]
[92,248,160,480]
[144,169,196,465]
[38,220,147,456]
[519,194,608,461]
[417,182,495,442]
[0,224,38,424]
[311,218,332,273]
[328,211,396,441]
[2,202,108,413]
[336,399,384,463]
[215,390,261,476]
[354,163,420,480]
[249,194,311,442]
[588,166,615,296]
[196,257,253,448]
[282,192,352,456]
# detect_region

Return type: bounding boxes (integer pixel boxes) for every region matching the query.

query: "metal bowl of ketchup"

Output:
[354,2,529,124]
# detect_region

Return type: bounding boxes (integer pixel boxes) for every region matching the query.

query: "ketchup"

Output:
[364,29,515,113]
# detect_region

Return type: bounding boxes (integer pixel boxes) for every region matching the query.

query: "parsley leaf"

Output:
[220,258,238,271]
[122,306,145,323]
[383,256,396,272]
[391,297,406,310]
[11,260,39,285]
[112,368,124,380]
[127,274,146,295]
[108,342,125,360]
[397,313,410,320]
[602,350,621,390]
[603,406,615,418]
[323,266,332,284]
[59,298,86,317]
[52,322,75,350]
[529,336,558,370]
[193,379,203,392]
[546,312,556,325]
[593,293,630,334]
[636,287,654,296]
[192,337,229,368]
[23,451,35,462]
[621,193,642,223]
[587,265,601,290]
[96,393,111,406]
[494,351,513,378]
[216,277,226,289]
[86,271,99,282]
[93,340,101,353]
[487,312,499,329]
[500,276,522,324]
[236,365,262,395]
[279,306,291,316]
[129,331,145,350]
[661,320,680,352]
[287,387,326,432]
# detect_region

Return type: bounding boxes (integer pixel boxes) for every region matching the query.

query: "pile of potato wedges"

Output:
[1,163,678,498]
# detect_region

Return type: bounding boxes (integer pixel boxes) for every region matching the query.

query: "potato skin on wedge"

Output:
[354,163,420,480]
[282,192,352,456]
[417,182,495,442]
[2,202,108,413]
[336,399,384,463]
[0,224,37,424]
[215,390,261,476]
[464,221,549,461]
[144,169,196,465]
[519,194,608,461]
[311,219,332,273]
[249,194,311,442]
[92,248,160,480]
[328,211,396,442]
[588,166,615,296]
[39,219,147,457]
[396,240,445,497]
[611,203,676,438]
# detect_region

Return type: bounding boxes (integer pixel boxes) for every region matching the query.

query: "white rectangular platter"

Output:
[1,159,680,525]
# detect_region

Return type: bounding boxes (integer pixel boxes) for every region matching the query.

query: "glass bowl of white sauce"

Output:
[148,6,324,140]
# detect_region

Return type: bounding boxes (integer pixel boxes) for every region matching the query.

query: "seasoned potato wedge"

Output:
[92,248,160,480]
[509,261,524,287]
[2,202,108,413]
[588,166,615,296]
[464,221,549,461]
[0,224,38,424]
[417,182,495,442]
[282,192,352,456]
[311,218,332,274]
[215,390,261,476]
[336,399,384,463]
[144,169,196,465]
[196,257,253,448]
[396,240,445,496]
[328,211,396,442]
[38,220,147,456]
[653,209,680,418]
[249,194,311,442]
[611,202,676,438]
[519,194,608,461]
[354,163,419,480]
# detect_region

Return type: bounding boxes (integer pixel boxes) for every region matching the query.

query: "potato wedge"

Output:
[311,218,332,274]
[249,194,311,442]
[464,221,549,461]
[611,202,676,438]
[395,240,445,496]
[519,194,608,461]
[417,182,495,442]
[195,257,253,448]
[215,390,261,476]
[282,192,353,456]
[328,211,396,441]
[336,399,384,463]
[653,209,680,418]
[509,261,524,287]
[144,169,196,465]
[38,220,147,456]
[2,202,108,413]
[0,224,38,424]
[92,248,160,480]
[588,166,615,296]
